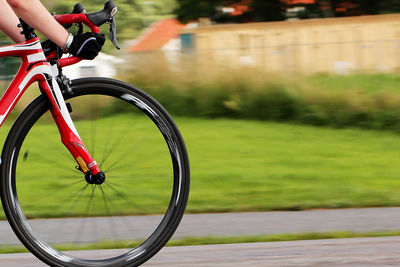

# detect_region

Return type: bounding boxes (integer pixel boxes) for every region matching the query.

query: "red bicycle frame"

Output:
[0,37,100,175]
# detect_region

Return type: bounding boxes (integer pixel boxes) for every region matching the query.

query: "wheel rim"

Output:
[3,82,189,266]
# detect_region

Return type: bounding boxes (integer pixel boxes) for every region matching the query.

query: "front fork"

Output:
[38,68,100,176]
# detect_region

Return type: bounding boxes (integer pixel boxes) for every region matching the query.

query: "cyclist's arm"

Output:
[0,0,25,43]
[1,0,105,59]
[6,0,68,47]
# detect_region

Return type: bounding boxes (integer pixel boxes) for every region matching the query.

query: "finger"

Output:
[89,51,98,60]
[95,39,105,51]
[96,34,106,46]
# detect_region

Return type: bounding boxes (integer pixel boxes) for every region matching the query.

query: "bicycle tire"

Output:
[0,77,190,266]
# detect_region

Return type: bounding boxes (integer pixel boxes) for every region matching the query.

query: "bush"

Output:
[119,64,400,131]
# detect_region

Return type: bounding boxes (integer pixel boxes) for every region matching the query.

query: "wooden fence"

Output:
[179,14,400,74]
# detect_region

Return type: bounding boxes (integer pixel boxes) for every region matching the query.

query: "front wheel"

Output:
[0,78,190,266]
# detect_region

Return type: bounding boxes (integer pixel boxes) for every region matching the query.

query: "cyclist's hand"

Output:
[68,32,106,60]
[41,39,57,57]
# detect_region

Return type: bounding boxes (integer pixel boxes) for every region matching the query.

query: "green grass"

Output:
[304,74,400,94]
[1,115,400,218]
[183,117,400,213]
[168,231,400,246]
[2,231,400,254]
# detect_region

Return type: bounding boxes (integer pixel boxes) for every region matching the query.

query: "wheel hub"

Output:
[85,171,106,185]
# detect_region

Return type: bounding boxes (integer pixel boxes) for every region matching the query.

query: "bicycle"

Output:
[0,1,190,266]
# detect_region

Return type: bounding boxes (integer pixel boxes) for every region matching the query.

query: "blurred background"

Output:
[3,0,400,250]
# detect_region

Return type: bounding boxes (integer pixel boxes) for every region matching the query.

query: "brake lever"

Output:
[77,23,83,35]
[109,19,120,50]
[86,0,120,50]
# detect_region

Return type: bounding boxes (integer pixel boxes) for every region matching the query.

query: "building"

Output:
[126,18,188,68]
[63,52,124,79]
[128,18,187,53]
[180,14,400,74]
[126,1,400,74]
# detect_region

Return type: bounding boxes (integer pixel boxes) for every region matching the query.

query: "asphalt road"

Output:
[2,236,400,266]
[2,207,400,246]
[2,207,400,266]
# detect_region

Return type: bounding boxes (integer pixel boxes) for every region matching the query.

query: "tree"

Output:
[251,0,284,22]
[319,0,335,17]
[327,0,400,16]
[175,0,284,23]
[358,0,379,14]
[175,0,220,23]
[376,0,400,13]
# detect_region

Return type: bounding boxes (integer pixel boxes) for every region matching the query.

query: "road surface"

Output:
[2,207,400,266]
[2,207,400,246]
[2,236,400,266]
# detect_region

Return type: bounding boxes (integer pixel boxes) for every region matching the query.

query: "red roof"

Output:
[335,1,360,13]
[229,0,252,16]
[226,0,316,17]
[128,18,186,52]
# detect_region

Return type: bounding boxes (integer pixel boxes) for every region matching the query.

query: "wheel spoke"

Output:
[99,184,139,239]
[74,184,96,244]
[98,118,115,168]
[99,185,119,239]
[103,182,137,209]
[66,183,91,217]
[20,148,76,174]
[99,119,135,168]
[103,138,149,174]
[47,183,91,241]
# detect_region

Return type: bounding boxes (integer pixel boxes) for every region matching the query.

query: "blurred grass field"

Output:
[1,115,400,219]
[183,117,400,213]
